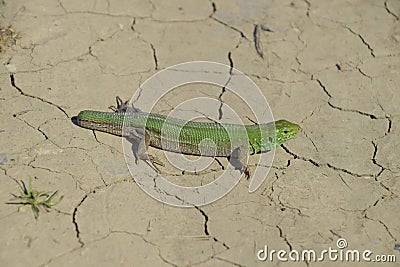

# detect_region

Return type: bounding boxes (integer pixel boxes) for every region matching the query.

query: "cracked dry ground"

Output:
[1,0,400,266]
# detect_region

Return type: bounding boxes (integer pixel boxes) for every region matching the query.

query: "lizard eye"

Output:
[283,130,289,134]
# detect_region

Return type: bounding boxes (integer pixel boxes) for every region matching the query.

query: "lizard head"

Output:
[274,120,301,146]
[249,119,301,153]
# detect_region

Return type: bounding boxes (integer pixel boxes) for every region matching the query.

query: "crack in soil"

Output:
[10,74,69,117]
[386,116,392,133]
[216,53,233,120]
[276,225,293,250]
[371,141,388,185]
[281,144,377,178]
[210,1,216,15]
[363,212,396,241]
[384,1,399,20]
[213,158,225,170]
[303,0,311,17]
[194,206,209,235]
[150,43,159,70]
[345,26,376,57]
[58,0,147,18]
[210,15,248,41]
[13,114,50,141]
[72,194,88,247]
[157,248,179,267]
[357,67,373,81]
[212,257,244,267]
[269,172,307,216]
[313,76,380,119]
[194,206,230,250]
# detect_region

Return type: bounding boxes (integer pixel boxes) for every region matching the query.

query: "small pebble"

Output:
[260,24,274,32]
[0,153,7,165]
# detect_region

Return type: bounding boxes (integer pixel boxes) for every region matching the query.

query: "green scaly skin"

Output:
[76,110,301,156]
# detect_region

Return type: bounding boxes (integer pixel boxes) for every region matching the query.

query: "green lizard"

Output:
[76,97,300,177]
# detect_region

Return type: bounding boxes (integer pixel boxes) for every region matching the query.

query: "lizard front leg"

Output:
[229,146,250,179]
[125,127,164,172]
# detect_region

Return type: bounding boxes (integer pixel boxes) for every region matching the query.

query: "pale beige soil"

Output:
[1,0,399,266]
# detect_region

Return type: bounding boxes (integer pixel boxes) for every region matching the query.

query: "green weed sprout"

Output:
[7,178,63,220]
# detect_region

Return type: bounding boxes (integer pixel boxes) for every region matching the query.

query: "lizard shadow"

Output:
[71,116,79,126]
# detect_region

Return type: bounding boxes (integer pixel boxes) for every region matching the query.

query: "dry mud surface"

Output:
[1,0,400,266]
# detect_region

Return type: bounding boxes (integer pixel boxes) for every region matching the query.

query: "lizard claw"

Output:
[108,96,135,112]
[243,166,250,180]
[135,153,165,174]
[114,96,142,113]
[147,154,165,167]
[137,153,165,167]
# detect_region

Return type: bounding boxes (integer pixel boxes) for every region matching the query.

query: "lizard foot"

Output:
[109,96,142,113]
[137,153,165,170]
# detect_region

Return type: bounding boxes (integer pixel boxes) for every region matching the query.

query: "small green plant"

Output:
[7,178,63,220]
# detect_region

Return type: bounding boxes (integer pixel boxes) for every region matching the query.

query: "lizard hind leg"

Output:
[109,96,142,113]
